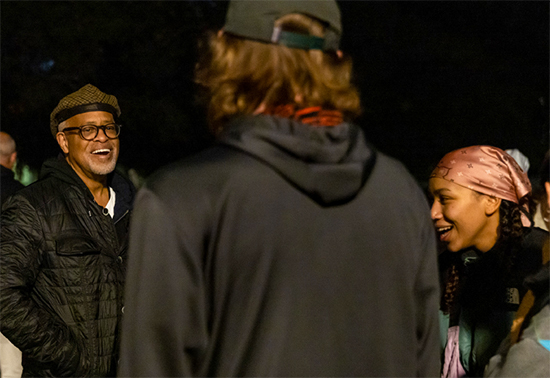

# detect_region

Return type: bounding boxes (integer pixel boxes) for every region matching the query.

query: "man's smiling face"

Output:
[57,111,120,182]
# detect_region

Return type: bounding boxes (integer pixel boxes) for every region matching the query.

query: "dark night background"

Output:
[2,0,548,188]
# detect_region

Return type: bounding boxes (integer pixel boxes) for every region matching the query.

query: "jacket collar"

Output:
[1,165,15,178]
[40,154,135,220]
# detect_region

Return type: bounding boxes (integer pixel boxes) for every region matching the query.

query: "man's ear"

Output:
[8,151,17,166]
[484,195,501,216]
[56,132,69,154]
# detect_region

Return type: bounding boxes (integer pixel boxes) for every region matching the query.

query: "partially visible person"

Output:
[0,84,135,377]
[0,131,25,205]
[541,151,550,230]
[430,145,548,377]
[531,150,549,230]
[484,150,550,377]
[118,1,441,377]
[0,332,22,378]
[0,131,25,377]
[504,148,548,232]
[505,148,530,173]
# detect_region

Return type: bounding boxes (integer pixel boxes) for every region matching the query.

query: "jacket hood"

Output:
[40,155,135,220]
[219,115,376,206]
[40,155,92,194]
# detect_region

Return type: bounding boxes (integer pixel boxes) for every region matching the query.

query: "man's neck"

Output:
[85,179,110,208]
[67,162,110,207]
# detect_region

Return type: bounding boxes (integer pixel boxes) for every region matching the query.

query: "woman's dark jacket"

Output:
[438,226,548,377]
[0,156,135,377]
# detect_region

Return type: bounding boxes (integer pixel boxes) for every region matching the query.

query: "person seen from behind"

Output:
[118,1,441,376]
[429,145,548,377]
[0,84,135,377]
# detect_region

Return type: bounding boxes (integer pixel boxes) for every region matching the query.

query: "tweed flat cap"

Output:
[50,84,121,137]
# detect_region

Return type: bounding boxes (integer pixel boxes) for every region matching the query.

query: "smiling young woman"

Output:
[430,177,502,253]
[428,145,548,378]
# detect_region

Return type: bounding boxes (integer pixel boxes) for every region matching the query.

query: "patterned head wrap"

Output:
[50,84,121,138]
[430,145,532,226]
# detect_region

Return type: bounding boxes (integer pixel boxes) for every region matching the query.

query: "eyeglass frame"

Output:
[61,123,122,141]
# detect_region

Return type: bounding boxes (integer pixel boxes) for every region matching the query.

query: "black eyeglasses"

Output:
[62,124,122,141]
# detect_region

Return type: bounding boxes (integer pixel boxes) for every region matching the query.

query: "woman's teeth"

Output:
[437,226,452,234]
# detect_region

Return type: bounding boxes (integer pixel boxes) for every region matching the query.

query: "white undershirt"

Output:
[105,187,116,218]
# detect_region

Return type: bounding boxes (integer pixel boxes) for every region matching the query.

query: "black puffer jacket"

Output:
[0,156,135,377]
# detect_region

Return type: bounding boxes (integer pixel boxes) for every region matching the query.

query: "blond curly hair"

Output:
[195,13,361,134]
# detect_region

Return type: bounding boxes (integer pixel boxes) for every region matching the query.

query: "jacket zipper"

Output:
[114,209,129,225]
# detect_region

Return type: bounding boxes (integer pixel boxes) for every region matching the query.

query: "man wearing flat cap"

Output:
[0,84,135,377]
[120,1,440,376]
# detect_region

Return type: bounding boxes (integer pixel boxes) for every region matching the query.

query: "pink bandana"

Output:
[431,145,532,226]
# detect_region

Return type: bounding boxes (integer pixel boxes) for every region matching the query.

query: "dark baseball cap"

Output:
[223,0,342,51]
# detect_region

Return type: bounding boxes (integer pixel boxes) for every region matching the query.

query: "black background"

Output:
[2,0,548,187]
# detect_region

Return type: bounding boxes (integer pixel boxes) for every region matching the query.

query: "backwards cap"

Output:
[50,84,121,138]
[223,0,342,52]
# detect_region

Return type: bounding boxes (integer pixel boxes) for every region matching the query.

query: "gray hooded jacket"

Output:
[119,115,440,377]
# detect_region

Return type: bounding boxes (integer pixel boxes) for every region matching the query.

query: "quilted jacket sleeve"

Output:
[0,195,86,377]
